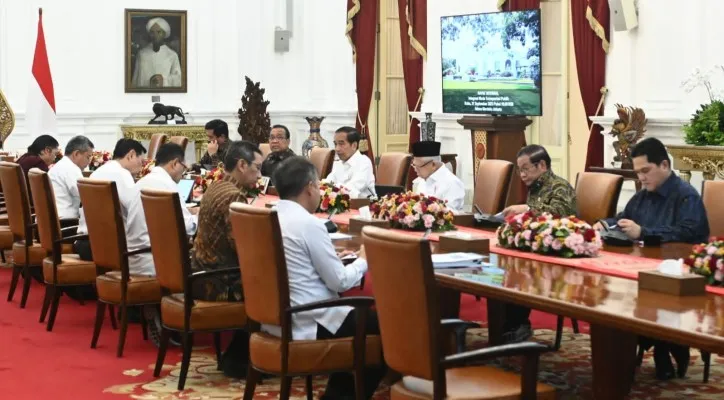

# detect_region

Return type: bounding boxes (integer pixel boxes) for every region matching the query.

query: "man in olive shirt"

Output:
[261,124,295,185]
[197,119,231,168]
[501,145,577,343]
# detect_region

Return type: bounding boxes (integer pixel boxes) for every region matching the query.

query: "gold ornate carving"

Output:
[667,144,724,182]
[0,89,15,146]
[120,124,207,161]
[471,129,488,178]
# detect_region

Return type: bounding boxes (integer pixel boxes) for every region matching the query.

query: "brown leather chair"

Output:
[259,143,272,159]
[362,226,555,400]
[141,188,246,390]
[77,179,161,357]
[703,180,724,238]
[376,152,412,186]
[229,203,381,400]
[28,170,95,331]
[575,172,624,225]
[0,162,48,307]
[147,133,168,161]
[168,136,189,152]
[309,147,335,179]
[473,159,514,214]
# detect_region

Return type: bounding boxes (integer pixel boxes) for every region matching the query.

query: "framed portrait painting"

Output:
[125,9,187,93]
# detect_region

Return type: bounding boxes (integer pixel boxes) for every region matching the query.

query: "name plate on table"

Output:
[452,213,475,228]
[638,270,705,296]
[439,232,490,254]
[349,217,390,233]
[350,198,370,210]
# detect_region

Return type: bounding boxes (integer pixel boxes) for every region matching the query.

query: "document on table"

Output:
[329,232,353,240]
[432,252,486,269]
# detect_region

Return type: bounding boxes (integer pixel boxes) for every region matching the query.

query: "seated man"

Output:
[501,145,577,343]
[594,137,709,380]
[197,119,231,168]
[48,135,95,220]
[17,134,60,177]
[74,138,147,261]
[261,124,295,185]
[411,140,465,213]
[271,156,386,399]
[326,126,376,198]
[127,143,198,277]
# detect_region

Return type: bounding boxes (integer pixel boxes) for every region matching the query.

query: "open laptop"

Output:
[177,178,196,203]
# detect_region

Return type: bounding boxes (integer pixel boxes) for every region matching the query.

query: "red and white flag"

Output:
[26,8,56,136]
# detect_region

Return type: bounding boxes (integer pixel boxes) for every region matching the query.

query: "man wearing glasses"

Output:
[261,124,295,185]
[500,144,576,344]
[410,140,465,213]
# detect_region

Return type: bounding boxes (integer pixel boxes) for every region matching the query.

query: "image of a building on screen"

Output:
[441,9,542,116]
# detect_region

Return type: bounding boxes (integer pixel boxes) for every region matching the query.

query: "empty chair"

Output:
[309,147,335,179]
[473,159,515,214]
[575,172,624,225]
[362,226,555,399]
[703,180,724,238]
[146,133,168,161]
[168,136,189,152]
[376,152,412,186]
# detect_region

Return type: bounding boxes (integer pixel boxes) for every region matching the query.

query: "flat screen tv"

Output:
[441,9,542,116]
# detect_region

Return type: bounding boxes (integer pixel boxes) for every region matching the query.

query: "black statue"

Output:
[149,103,186,124]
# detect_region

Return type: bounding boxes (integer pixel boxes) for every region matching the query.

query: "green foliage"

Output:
[683,101,724,146]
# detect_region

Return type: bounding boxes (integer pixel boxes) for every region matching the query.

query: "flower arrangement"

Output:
[194,164,225,193]
[496,211,602,258]
[317,182,351,214]
[369,191,455,232]
[138,159,155,178]
[681,66,724,146]
[246,177,268,198]
[89,150,111,171]
[684,238,724,285]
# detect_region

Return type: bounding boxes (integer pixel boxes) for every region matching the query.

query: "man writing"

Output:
[593,137,709,380]
[49,135,95,220]
[272,156,385,399]
[131,17,182,88]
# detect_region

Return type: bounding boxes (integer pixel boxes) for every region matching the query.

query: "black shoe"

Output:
[653,345,675,380]
[671,345,690,378]
[502,324,533,344]
[143,306,180,347]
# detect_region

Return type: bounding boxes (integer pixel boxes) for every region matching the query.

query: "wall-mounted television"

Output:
[441,9,542,116]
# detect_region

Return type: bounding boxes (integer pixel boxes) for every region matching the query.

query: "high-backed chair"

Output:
[141,188,246,390]
[309,147,335,179]
[703,180,724,238]
[473,159,514,214]
[259,143,272,159]
[229,203,382,400]
[376,152,412,187]
[147,133,168,161]
[28,170,96,331]
[575,172,624,225]
[168,136,189,152]
[77,179,160,356]
[362,226,555,399]
[0,162,48,307]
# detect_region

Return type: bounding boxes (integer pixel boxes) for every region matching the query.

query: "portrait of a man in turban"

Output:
[125,10,187,92]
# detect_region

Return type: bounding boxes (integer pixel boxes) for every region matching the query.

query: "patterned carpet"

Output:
[103,328,724,399]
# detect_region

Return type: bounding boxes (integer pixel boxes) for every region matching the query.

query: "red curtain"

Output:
[346,0,378,169]
[501,0,540,11]
[572,0,610,170]
[397,0,426,151]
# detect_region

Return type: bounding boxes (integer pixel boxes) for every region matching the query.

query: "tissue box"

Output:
[348,217,390,233]
[638,270,706,296]
[439,234,490,254]
[350,198,370,210]
[452,213,475,227]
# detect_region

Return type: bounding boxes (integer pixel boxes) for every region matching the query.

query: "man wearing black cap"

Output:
[410,140,465,213]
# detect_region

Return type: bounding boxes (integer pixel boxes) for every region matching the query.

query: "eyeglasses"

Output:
[516,164,538,175]
[412,160,433,169]
[269,135,287,142]
[178,160,189,171]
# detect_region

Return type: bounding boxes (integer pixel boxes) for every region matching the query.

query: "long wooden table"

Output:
[256,196,723,399]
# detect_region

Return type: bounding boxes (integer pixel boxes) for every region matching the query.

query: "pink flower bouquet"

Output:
[685,238,724,285]
[89,150,111,171]
[496,211,602,258]
[317,182,351,214]
[369,191,455,232]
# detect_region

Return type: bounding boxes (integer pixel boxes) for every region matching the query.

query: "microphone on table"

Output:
[249,196,257,206]
[423,228,432,239]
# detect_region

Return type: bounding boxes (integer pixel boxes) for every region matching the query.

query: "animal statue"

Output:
[609,103,647,169]
[149,103,186,123]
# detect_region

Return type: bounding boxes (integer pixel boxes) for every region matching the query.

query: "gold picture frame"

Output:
[125,9,187,93]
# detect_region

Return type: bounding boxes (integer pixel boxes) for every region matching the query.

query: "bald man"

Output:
[131,17,182,88]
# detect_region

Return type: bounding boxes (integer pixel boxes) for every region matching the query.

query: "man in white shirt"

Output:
[74,139,147,261]
[272,156,385,400]
[49,135,94,220]
[411,140,465,213]
[326,126,376,198]
[126,143,198,276]
[131,17,182,88]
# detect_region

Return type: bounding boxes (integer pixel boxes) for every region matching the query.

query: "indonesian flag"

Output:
[26,8,56,136]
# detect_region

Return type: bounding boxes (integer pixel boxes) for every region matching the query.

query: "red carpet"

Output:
[0,267,575,399]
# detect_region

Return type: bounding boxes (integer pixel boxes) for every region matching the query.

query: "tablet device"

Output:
[177,178,196,203]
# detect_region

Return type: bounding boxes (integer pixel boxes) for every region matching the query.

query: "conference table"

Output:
[253,195,724,399]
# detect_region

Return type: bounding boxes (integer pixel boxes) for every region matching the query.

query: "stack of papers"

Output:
[432,252,485,269]
[329,232,353,240]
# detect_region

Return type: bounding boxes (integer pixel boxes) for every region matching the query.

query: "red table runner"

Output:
[255,195,724,296]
